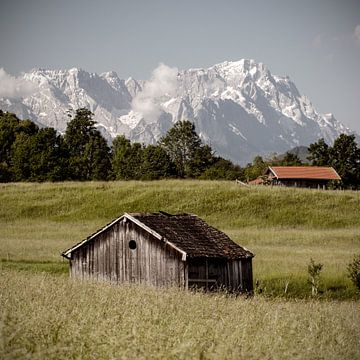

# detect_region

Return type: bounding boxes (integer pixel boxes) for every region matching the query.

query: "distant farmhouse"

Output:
[62,212,254,293]
[249,166,341,189]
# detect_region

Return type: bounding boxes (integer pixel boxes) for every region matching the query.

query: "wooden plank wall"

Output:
[240,258,253,292]
[70,219,185,288]
[187,258,253,292]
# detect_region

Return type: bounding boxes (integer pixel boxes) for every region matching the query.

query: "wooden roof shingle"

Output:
[131,213,253,259]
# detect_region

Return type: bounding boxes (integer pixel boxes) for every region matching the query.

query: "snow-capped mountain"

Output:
[0,59,356,164]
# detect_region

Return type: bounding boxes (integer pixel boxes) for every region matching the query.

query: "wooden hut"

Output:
[62,212,254,293]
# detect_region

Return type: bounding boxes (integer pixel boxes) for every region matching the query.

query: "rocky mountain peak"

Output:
[0,60,356,164]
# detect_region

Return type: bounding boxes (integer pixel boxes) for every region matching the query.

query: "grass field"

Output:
[1,180,360,358]
[1,270,359,360]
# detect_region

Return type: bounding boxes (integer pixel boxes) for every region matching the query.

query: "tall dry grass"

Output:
[1,270,359,360]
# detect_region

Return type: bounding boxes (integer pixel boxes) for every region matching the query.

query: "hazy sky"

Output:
[1,0,360,132]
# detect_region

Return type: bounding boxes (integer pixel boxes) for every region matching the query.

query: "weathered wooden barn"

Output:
[62,212,254,293]
[264,166,341,188]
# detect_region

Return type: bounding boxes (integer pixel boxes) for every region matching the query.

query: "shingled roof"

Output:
[62,212,253,260]
[131,212,253,259]
[268,166,341,180]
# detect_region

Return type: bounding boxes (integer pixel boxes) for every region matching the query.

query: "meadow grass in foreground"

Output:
[1,181,359,359]
[0,270,359,360]
[1,180,360,299]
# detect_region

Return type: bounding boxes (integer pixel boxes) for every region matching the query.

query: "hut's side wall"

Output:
[70,220,185,287]
[224,259,253,292]
[272,179,329,189]
[227,260,242,291]
[187,258,253,292]
[240,258,253,292]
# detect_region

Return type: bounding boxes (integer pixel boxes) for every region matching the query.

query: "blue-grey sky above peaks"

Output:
[0,0,360,132]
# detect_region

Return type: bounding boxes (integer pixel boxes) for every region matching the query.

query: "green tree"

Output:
[64,108,111,180]
[0,111,19,163]
[159,120,211,177]
[30,128,68,181]
[16,119,39,137]
[243,155,267,181]
[11,132,34,181]
[330,134,360,189]
[186,145,215,178]
[281,152,302,166]
[307,138,331,166]
[0,111,70,182]
[111,135,143,180]
[308,134,360,189]
[112,135,131,179]
[84,132,111,180]
[0,112,40,182]
[0,111,20,181]
[201,157,243,180]
[10,126,67,182]
[141,145,175,180]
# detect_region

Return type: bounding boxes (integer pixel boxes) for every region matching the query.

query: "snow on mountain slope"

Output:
[0,60,356,164]
[16,68,134,139]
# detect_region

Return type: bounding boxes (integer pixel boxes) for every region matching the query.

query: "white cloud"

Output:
[354,24,360,43]
[131,63,178,122]
[0,68,37,99]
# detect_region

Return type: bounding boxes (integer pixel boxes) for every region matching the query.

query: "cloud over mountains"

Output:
[131,63,178,123]
[0,68,37,99]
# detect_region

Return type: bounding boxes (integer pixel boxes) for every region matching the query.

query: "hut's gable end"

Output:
[70,220,185,287]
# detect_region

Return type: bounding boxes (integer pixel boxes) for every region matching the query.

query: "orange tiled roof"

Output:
[268,166,341,180]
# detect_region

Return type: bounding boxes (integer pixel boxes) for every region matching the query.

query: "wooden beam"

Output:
[205,259,208,291]
[188,279,217,283]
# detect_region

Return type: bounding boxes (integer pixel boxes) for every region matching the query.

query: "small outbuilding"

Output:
[62,212,254,293]
[264,166,341,188]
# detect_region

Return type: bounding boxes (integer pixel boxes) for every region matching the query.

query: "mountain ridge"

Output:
[0,59,356,164]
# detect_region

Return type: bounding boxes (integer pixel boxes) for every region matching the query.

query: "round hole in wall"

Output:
[129,240,137,250]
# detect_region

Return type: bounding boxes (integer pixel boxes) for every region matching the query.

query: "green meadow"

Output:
[1,181,360,359]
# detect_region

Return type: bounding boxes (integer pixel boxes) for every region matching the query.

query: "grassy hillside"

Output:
[1,181,359,359]
[1,180,359,227]
[1,180,360,299]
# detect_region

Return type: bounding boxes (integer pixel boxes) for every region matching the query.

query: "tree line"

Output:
[1,108,359,188]
[0,108,242,182]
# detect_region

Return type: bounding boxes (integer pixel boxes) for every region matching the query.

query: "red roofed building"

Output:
[265,166,341,188]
